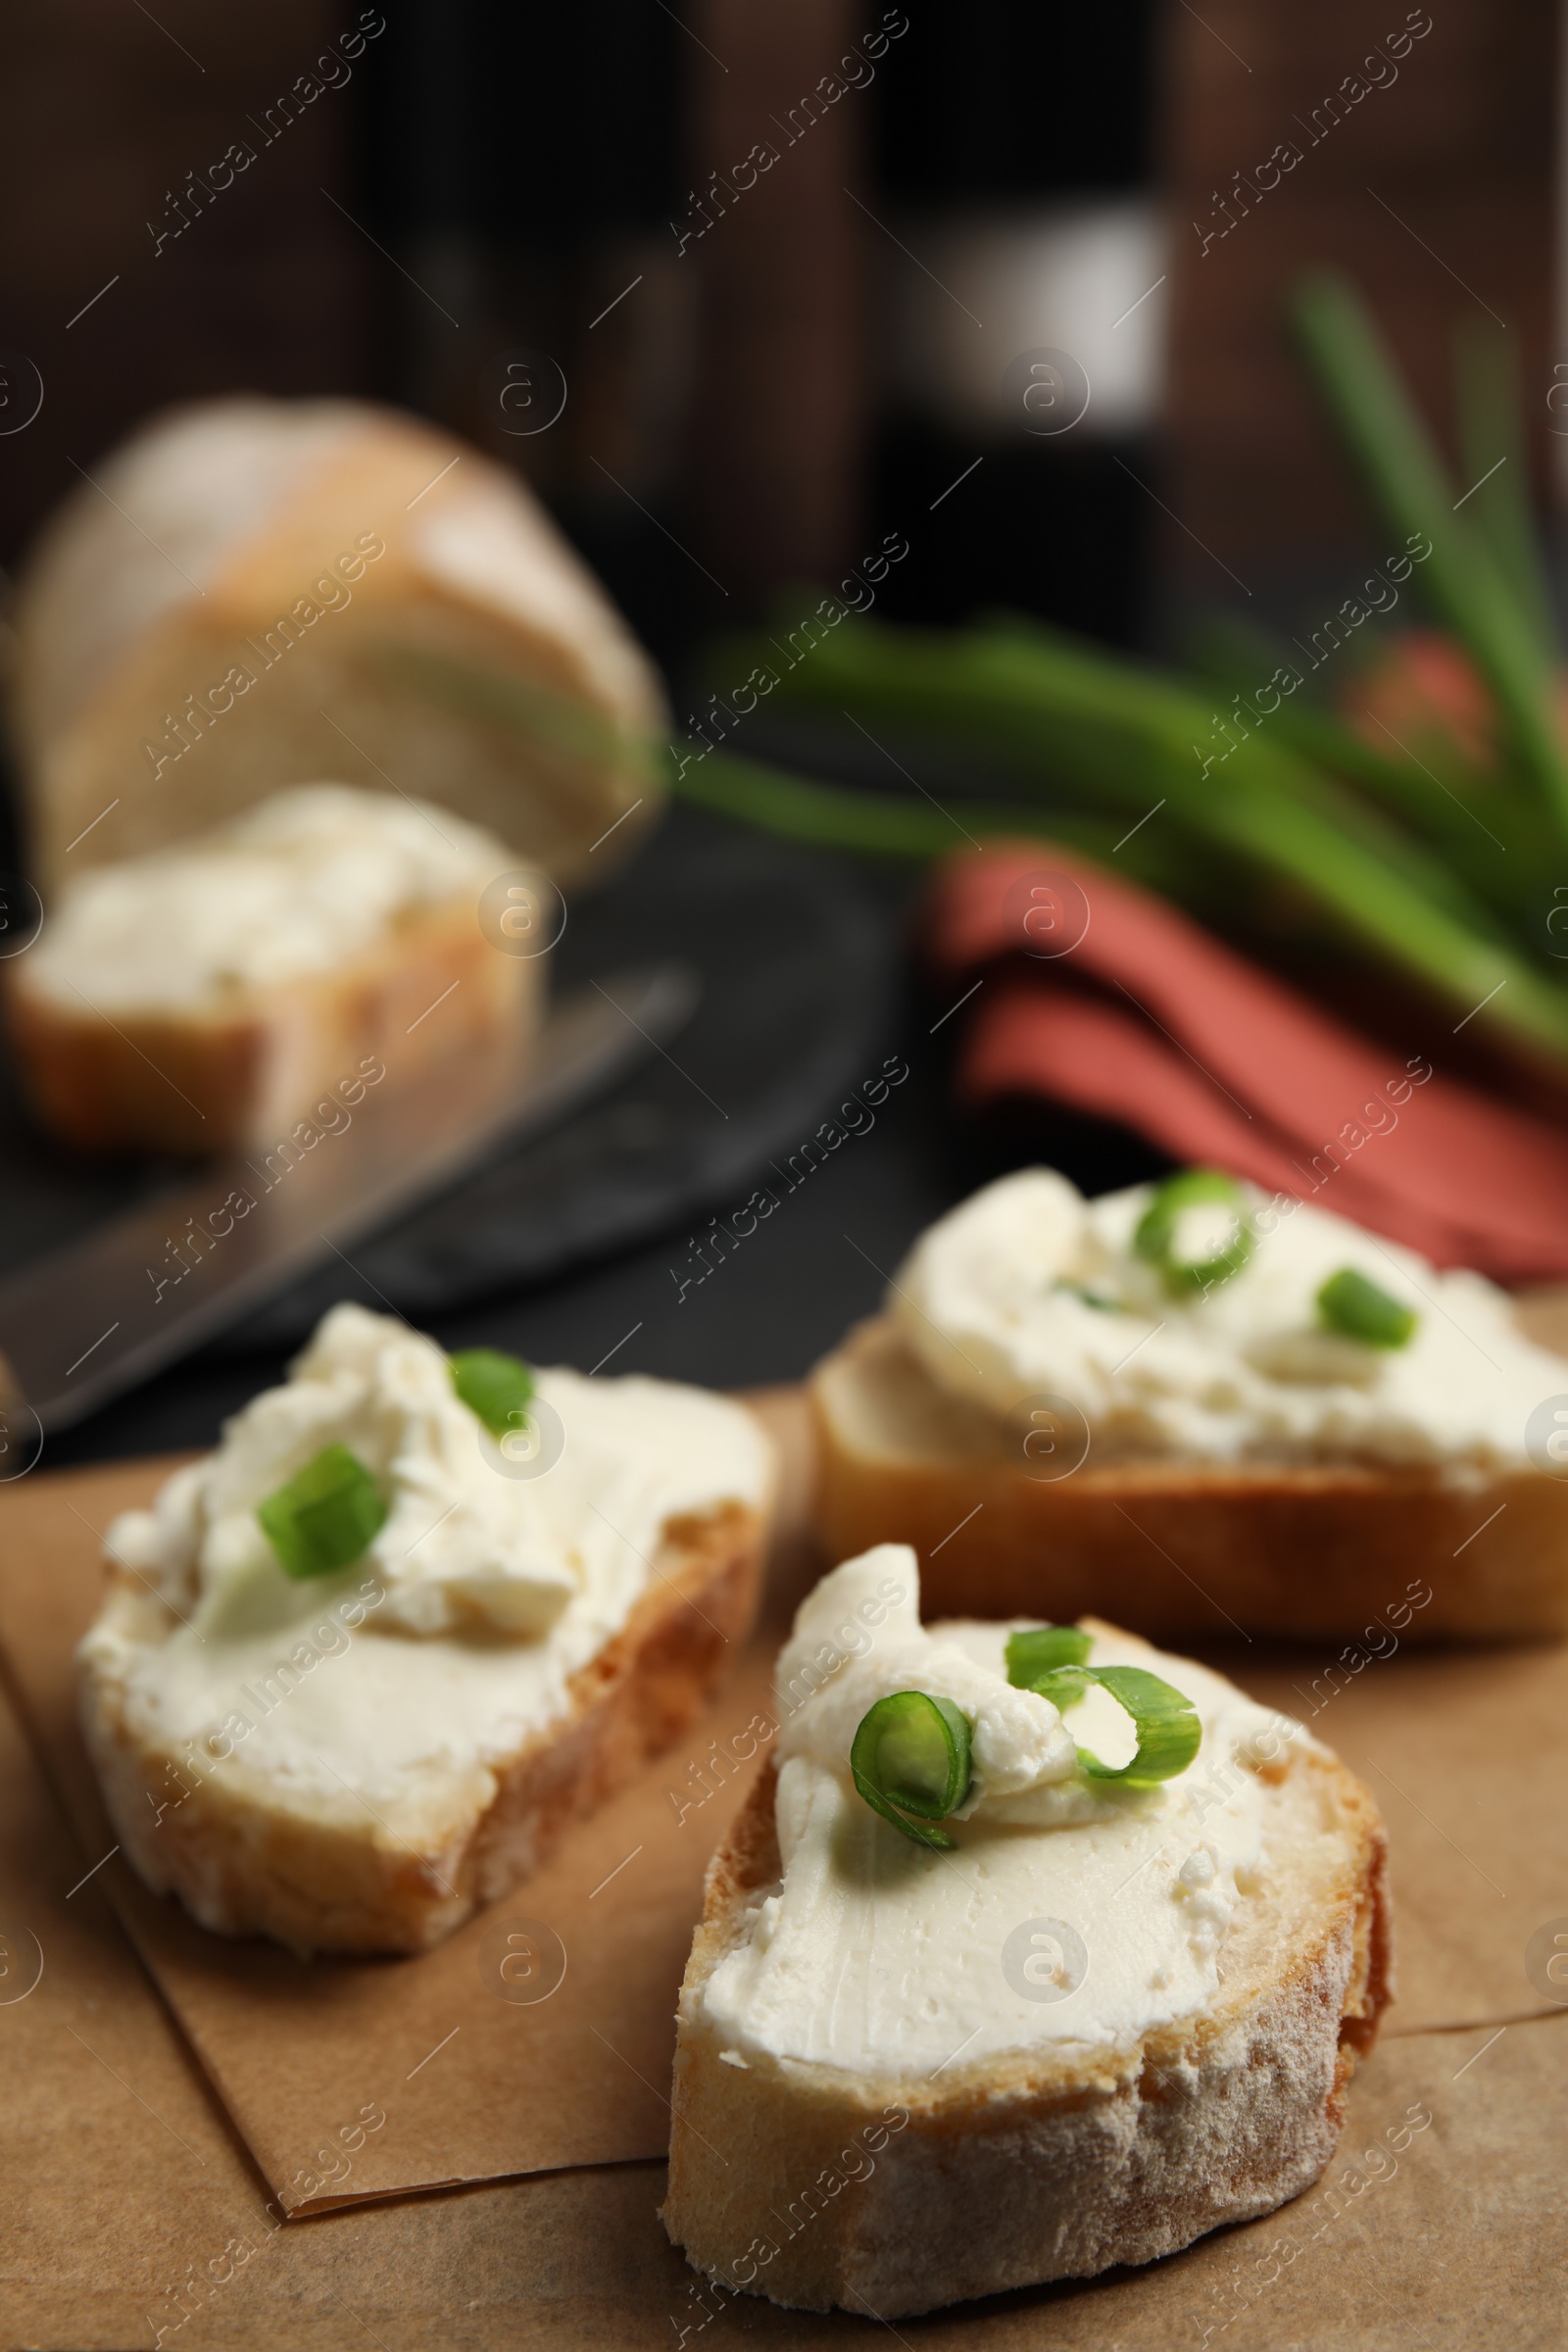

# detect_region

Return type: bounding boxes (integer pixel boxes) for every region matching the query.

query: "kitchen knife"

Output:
[0,962,697,1441]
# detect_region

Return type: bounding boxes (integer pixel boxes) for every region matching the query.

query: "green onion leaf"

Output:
[1292,272,1568,841]
[257,1444,388,1582]
[1025,1662,1202,1785]
[450,1348,535,1436]
[1133,1169,1254,1298]
[1316,1267,1418,1348]
[851,1690,972,1848]
[1005,1625,1093,1684]
[1453,318,1558,664]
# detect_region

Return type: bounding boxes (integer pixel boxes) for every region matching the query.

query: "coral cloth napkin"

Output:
[923,843,1568,1282]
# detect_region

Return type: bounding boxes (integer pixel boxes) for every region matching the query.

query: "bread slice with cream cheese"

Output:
[662,1546,1391,2318]
[6,781,543,1154]
[76,1304,775,1955]
[811,1168,1568,1640]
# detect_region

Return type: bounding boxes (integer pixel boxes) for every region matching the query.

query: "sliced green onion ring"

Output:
[451,1347,536,1435]
[257,1443,389,1582]
[1005,1625,1093,1684]
[1133,1168,1254,1298]
[1023,1662,1202,1785]
[1316,1267,1417,1348]
[851,1690,972,1848]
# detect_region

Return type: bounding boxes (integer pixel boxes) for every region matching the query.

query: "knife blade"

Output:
[0,962,697,1439]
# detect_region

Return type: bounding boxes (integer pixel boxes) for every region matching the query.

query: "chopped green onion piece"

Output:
[1028,1663,1202,1785]
[1005,1625,1093,1685]
[257,1444,388,1582]
[450,1347,536,1435]
[1134,1168,1254,1298]
[1316,1267,1417,1348]
[851,1690,972,1849]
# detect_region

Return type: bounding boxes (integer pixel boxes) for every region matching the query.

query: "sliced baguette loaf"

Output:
[5,782,543,1154]
[663,1571,1392,2319]
[12,397,664,893]
[79,1498,763,1956]
[813,1314,1568,1640]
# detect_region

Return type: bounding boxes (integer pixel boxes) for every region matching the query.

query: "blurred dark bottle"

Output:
[866,1,1161,646]
[362,0,704,672]
[362,1,1161,661]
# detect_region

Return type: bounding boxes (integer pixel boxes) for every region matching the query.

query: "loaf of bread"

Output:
[663,1548,1391,2318]
[5,782,543,1153]
[77,1304,777,1955]
[9,397,665,894]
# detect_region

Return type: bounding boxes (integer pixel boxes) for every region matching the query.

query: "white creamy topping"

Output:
[84,1305,772,1804]
[29,783,514,1009]
[696,1547,1299,2075]
[892,1166,1564,1471]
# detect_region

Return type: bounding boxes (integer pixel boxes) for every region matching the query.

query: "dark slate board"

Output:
[0,807,896,1353]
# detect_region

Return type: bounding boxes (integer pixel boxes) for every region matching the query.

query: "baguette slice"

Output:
[813,1314,1568,1640]
[664,1669,1391,2317]
[5,781,542,1154]
[80,1496,765,1957]
[76,1304,776,1955]
[11,396,665,894]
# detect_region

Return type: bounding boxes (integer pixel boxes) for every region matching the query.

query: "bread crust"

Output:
[78,1500,764,1956]
[812,1316,1568,1641]
[5,888,540,1155]
[663,1742,1392,2317]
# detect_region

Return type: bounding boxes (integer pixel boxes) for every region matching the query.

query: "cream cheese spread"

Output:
[891,1167,1563,1471]
[695,1546,1301,2075]
[29,782,514,1010]
[82,1305,773,1805]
